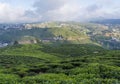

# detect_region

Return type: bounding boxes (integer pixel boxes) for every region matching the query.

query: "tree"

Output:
[14,41,19,45]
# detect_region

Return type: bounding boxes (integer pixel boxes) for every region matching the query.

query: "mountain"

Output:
[91,19,120,24]
[0,22,107,44]
[90,19,120,49]
[0,21,120,49]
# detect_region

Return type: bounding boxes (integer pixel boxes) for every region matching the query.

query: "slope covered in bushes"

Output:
[0,44,120,84]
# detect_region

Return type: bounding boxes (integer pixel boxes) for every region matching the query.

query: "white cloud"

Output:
[0,2,42,23]
[0,0,120,23]
[26,0,120,22]
[25,0,82,21]
[0,3,24,23]
[41,3,81,21]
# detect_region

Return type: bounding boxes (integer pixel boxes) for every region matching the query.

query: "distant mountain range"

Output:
[91,19,120,24]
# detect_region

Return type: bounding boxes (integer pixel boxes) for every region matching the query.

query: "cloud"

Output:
[0,0,120,23]
[33,0,68,13]
[41,2,82,21]
[25,0,114,22]
[0,3,25,23]
[86,4,101,12]
[24,0,82,21]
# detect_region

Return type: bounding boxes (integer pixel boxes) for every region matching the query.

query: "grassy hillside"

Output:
[0,44,60,61]
[0,28,88,43]
[0,22,108,45]
[0,43,120,84]
[2,22,120,49]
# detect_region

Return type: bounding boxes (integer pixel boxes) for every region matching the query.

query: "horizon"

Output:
[0,0,120,23]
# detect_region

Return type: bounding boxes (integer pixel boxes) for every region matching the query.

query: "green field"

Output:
[0,43,120,84]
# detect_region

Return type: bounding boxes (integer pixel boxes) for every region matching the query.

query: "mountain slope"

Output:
[1,21,120,49]
[0,22,108,45]
[0,43,120,83]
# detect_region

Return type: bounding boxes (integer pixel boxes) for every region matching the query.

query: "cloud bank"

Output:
[0,0,120,23]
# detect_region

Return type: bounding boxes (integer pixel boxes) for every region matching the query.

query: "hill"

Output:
[0,43,120,83]
[0,22,108,45]
[0,21,120,49]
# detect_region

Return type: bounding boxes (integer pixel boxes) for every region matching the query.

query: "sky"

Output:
[0,0,120,23]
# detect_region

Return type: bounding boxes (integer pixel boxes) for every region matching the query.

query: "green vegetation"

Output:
[1,22,120,49]
[0,43,120,84]
[0,27,91,44]
[0,22,120,83]
[0,22,104,44]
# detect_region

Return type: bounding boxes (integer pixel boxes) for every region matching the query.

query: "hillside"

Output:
[0,43,120,83]
[0,22,108,45]
[0,21,120,49]
[91,19,120,49]
[0,26,90,44]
